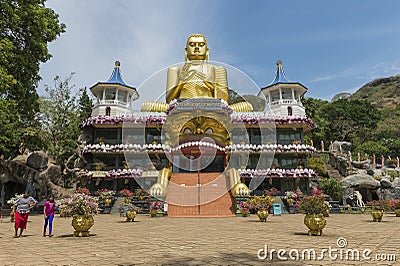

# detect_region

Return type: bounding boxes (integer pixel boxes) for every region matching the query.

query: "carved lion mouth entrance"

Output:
[170,116,228,173]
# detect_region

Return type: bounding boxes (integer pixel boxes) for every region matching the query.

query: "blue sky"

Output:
[39,0,400,104]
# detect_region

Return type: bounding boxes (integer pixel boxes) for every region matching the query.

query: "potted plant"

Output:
[117,202,141,222]
[248,196,274,222]
[296,195,329,236]
[149,201,163,217]
[239,201,251,217]
[58,192,99,237]
[135,188,148,201]
[365,199,391,222]
[96,189,115,206]
[283,191,298,206]
[264,187,281,198]
[390,199,400,217]
[120,189,133,203]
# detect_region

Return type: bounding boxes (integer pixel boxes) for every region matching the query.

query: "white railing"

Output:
[270,99,303,106]
[94,100,128,108]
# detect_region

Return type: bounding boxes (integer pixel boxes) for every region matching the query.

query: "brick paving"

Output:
[0,212,399,265]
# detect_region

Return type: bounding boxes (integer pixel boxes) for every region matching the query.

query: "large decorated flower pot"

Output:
[287,198,295,206]
[104,198,112,206]
[304,214,326,236]
[72,215,94,237]
[394,209,400,217]
[371,210,383,222]
[240,209,249,217]
[126,210,136,222]
[150,209,158,217]
[257,210,269,222]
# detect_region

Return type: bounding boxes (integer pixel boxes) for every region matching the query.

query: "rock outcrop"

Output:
[0,152,75,204]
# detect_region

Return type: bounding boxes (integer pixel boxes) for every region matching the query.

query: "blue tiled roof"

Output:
[105,61,127,85]
[270,60,295,85]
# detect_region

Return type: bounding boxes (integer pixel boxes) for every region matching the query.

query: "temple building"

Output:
[78,34,316,217]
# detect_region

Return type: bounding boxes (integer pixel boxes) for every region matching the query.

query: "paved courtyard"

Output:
[0,212,399,265]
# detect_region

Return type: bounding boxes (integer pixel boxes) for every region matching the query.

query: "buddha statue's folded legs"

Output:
[226,167,250,197]
[149,167,172,196]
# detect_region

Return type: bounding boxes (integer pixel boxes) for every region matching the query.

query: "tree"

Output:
[354,141,390,158]
[39,75,81,167]
[0,99,45,158]
[0,1,65,157]
[0,1,65,118]
[77,88,93,121]
[302,97,329,149]
[319,178,342,202]
[320,99,380,146]
[307,157,327,177]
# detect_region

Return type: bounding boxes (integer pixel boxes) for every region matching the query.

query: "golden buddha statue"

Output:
[147,34,251,198]
[141,34,252,112]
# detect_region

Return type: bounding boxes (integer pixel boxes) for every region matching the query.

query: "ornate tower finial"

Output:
[276,60,283,67]
[115,60,121,68]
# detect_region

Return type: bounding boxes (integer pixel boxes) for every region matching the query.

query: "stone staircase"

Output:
[166,172,236,217]
[110,197,125,214]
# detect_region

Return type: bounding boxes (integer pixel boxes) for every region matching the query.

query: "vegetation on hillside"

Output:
[351,75,400,108]
[304,74,400,158]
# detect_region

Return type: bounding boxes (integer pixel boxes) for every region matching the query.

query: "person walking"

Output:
[11,190,38,238]
[43,195,56,237]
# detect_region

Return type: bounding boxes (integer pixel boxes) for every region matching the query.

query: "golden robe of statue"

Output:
[141,34,252,112]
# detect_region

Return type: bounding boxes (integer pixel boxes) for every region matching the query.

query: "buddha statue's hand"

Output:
[150,183,166,197]
[203,81,215,94]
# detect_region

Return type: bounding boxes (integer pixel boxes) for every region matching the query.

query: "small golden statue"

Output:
[141,34,252,112]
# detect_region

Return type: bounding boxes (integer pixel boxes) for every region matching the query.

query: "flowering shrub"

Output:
[264,187,281,196]
[365,199,391,211]
[7,193,23,205]
[310,187,323,196]
[117,202,141,213]
[96,189,116,199]
[248,196,274,211]
[58,193,99,217]
[119,189,133,197]
[296,195,328,215]
[150,201,164,211]
[239,201,251,211]
[76,187,90,195]
[284,191,298,199]
[390,199,400,210]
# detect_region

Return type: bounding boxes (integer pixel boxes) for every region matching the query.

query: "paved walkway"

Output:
[0,213,399,265]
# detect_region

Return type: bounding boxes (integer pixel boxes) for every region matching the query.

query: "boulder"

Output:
[340,173,381,188]
[351,160,370,169]
[27,151,48,171]
[30,152,48,169]
[11,154,28,164]
[393,177,400,188]
[332,141,352,154]
[366,169,375,176]
[39,163,62,186]
[380,177,392,188]
[383,187,400,200]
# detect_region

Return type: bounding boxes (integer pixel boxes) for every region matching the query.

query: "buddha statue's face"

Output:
[185,35,208,61]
